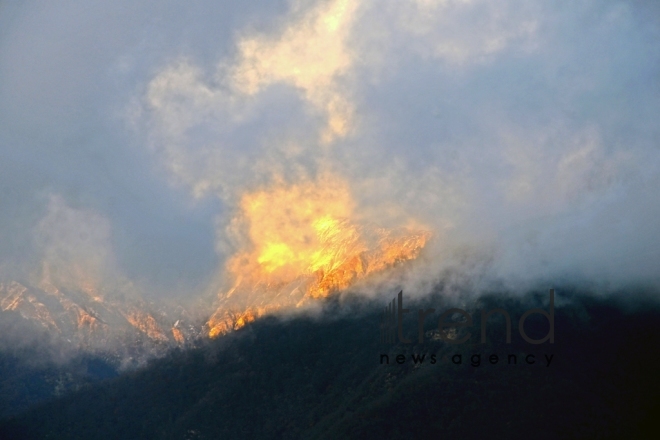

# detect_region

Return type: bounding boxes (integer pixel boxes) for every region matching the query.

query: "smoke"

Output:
[32,195,116,294]
[1,0,660,307]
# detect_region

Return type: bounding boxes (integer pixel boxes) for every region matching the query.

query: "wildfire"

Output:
[122,310,165,341]
[206,175,430,338]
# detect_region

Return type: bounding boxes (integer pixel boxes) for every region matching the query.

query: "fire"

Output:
[172,326,185,344]
[206,175,430,338]
[122,309,169,342]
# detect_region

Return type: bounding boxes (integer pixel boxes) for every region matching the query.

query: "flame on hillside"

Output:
[206,175,430,338]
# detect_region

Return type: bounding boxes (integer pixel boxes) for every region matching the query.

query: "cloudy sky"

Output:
[1,0,659,301]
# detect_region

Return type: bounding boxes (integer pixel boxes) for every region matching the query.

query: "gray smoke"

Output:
[1,0,659,303]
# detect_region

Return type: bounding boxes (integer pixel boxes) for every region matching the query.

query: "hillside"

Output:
[1,289,659,439]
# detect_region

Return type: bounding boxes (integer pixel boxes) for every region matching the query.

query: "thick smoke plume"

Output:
[1,0,660,314]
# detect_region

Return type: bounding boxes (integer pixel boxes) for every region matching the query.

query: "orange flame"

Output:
[206,175,430,337]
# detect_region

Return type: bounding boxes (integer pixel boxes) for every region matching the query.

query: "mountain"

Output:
[0,346,118,420]
[0,278,207,419]
[204,222,430,338]
[0,280,201,365]
[2,289,658,439]
[1,218,431,348]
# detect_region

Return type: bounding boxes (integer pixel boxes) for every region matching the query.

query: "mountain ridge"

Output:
[2,289,658,439]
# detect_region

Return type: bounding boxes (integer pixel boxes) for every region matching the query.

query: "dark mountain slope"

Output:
[1,290,659,439]
[0,310,119,419]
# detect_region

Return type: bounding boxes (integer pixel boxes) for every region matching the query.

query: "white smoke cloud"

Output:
[33,195,119,297]
[136,0,660,295]
[1,0,659,301]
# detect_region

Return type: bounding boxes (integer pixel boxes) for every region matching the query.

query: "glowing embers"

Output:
[206,175,431,337]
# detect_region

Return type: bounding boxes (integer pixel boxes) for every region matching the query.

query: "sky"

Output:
[1,0,660,302]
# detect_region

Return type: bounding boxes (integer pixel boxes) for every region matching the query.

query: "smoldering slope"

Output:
[0,0,659,311]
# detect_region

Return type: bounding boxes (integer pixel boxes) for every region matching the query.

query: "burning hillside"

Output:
[206,175,430,337]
